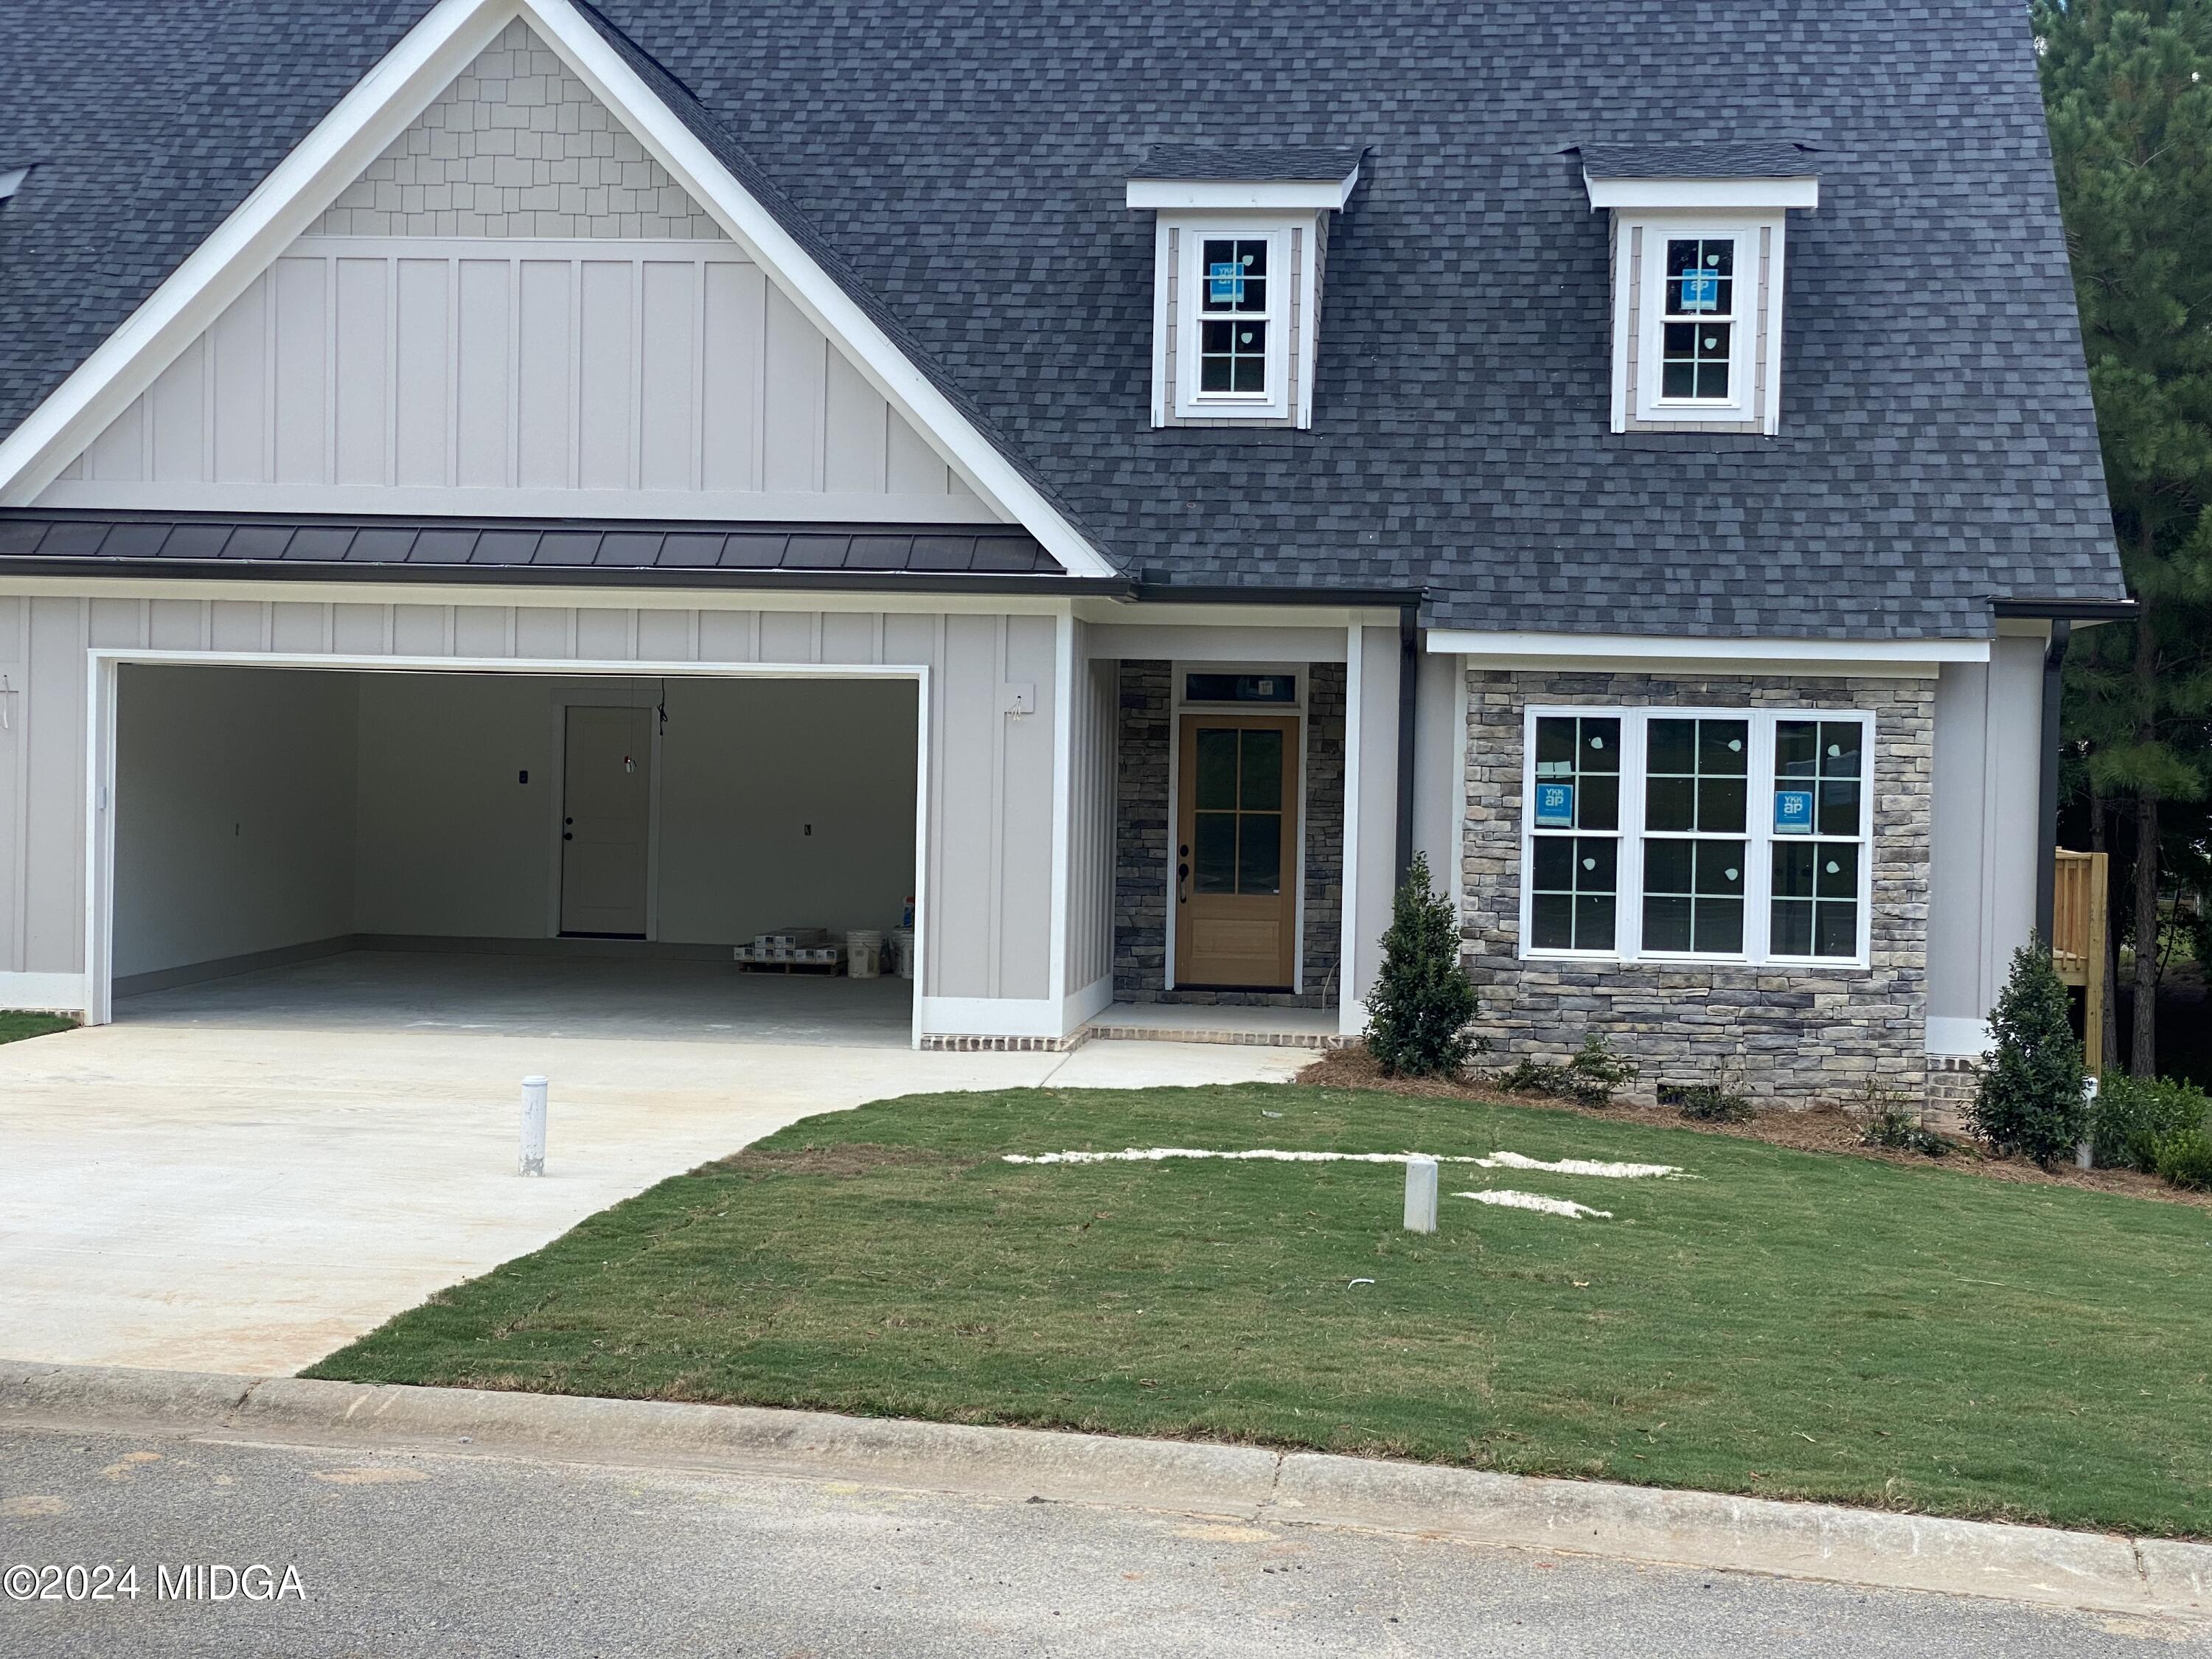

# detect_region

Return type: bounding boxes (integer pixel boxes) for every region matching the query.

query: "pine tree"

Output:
[2039,0,2212,1074]
[1969,938,2089,1166]
[1365,851,1484,1078]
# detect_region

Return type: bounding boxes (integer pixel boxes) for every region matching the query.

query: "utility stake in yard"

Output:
[1404,1154,1438,1233]
[520,1076,549,1177]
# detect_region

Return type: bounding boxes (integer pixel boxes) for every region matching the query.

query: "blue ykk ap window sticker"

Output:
[1534,782,1576,829]
[1773,788,1813,834]
[1679,262,1719,313]
[1208,260,1246,306]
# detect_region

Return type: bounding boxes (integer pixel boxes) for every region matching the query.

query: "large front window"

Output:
[1522,706,1873,964]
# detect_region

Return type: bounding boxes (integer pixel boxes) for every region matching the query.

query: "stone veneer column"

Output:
[1458,669,1933,1106]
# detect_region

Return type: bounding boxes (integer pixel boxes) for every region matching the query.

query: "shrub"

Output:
[2155,1127,2212,1192]
[1967,938,2087,1167]
[1860,1107,1950,1157]
[2090,1073,2211,1172]
[1365,851,1485,1078]
[1494,1034,1638,1107]
[1666,1081,1756,1123]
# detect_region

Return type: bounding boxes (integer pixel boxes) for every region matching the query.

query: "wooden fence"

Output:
[2052,848,2109,1079]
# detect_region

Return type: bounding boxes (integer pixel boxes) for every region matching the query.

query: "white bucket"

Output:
[846,929,883,980]
[888,927,916,980]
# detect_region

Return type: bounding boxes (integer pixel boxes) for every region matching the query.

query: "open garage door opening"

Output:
[97,663,922,1046]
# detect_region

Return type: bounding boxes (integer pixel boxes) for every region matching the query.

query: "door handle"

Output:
[563,832,574,841]
[1178,861,1189,904]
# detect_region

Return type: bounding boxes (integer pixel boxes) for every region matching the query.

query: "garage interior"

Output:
[107,664,920,1045]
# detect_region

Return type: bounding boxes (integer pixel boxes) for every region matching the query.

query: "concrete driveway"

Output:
[0,953,1306,1375]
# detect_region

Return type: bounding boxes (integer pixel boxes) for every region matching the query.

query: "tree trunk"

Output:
[2093,789,2119,1071]
[2132,790,2159,1077]
[2131,610,2160,1078]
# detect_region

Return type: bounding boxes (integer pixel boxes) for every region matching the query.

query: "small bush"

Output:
[1494,1034,1638,1107]
[1667,1081,1756,1123]
[1861,1107,1950,1157]
[2155,1127,2212,1192]
[2091,1074,2211,1172]
[1365,852,1485,1079]
[1967,938,2087,1167]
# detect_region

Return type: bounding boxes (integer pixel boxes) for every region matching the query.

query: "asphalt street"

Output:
[1,1422,2204,1658]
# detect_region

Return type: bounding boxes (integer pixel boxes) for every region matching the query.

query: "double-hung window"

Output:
[1173,226,1292,420]
[1521,707,1872,966]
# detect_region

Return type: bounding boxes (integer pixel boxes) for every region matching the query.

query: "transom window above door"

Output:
[1521,706,1873,966]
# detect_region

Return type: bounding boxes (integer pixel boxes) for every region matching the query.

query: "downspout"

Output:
[2036,619,2072,942]
[1395,602,1419,888]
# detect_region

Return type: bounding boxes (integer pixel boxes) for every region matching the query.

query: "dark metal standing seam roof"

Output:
[0,0,2126,638]
[0,513,1073,582]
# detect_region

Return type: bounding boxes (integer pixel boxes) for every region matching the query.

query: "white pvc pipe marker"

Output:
[1404,1153,1439,1232]
[519,1075,549,1177]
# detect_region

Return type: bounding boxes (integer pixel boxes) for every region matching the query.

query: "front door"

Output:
[560,705,653,937]
[1175,714,1297,989]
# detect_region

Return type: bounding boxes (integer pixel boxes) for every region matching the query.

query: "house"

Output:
[0,0,2126,1107]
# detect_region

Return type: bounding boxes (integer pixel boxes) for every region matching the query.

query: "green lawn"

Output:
[310,1084,2212,1537]
[0,1010,74,1044]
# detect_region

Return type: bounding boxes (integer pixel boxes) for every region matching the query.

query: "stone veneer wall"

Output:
[310,19,728,240]
[1460,669,1934,1106]
[1112,661,1343,1008]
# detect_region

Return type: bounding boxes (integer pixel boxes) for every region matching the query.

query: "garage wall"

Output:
[353,672,554,936]
[352,671,917,943]
[4,593,1059,1026]
[112,664,359,979]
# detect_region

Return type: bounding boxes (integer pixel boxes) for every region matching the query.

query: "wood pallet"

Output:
[734,959,846,975]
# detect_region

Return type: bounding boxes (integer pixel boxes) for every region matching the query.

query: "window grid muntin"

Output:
[1195,234,1275,400]
[1529,714,1622,952]
[1518,707,1874,968]
[1658,236,1736,403]
[1640,716,1749,957]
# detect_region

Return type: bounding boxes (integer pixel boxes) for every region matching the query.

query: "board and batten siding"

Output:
[1061,632,1116,1012]
[39,239,1001,524]
[0,593,1060,1023]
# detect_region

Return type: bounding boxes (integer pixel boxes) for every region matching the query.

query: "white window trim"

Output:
[1151,212,1320,426]
[1175,224,1293,420]
[1517,705,1876,970]
[1609,209,1788,434]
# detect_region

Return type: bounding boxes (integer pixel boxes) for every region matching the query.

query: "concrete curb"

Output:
[4,1360,2205,1618]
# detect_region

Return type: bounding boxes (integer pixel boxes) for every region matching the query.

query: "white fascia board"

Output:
[0,0,512,507]
[1127,171,1358,212]
[529,0,1117,580]
[1427,630,1989,667]
[1584,174,1819,212]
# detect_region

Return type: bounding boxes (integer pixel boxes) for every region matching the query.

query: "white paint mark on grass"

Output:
[999,1147,1681,1179]
[1453,1189,1613,1221]
[1473,1150,1681,1180]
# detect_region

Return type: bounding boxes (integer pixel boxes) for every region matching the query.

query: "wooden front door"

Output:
[1175,714,1297,989]
[560,705,653,937]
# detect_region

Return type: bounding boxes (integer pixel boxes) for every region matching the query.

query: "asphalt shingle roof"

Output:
[0,0,2125,638]
[1134,146,1367,181]
[1578,140,1822,179]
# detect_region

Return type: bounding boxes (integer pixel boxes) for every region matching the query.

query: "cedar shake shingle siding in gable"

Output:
[0,1,2121,636]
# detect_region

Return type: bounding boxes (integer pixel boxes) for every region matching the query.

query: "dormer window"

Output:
[1581,143,1820,436]
[1194,233,1277,397]
[1129,147,1363,429]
